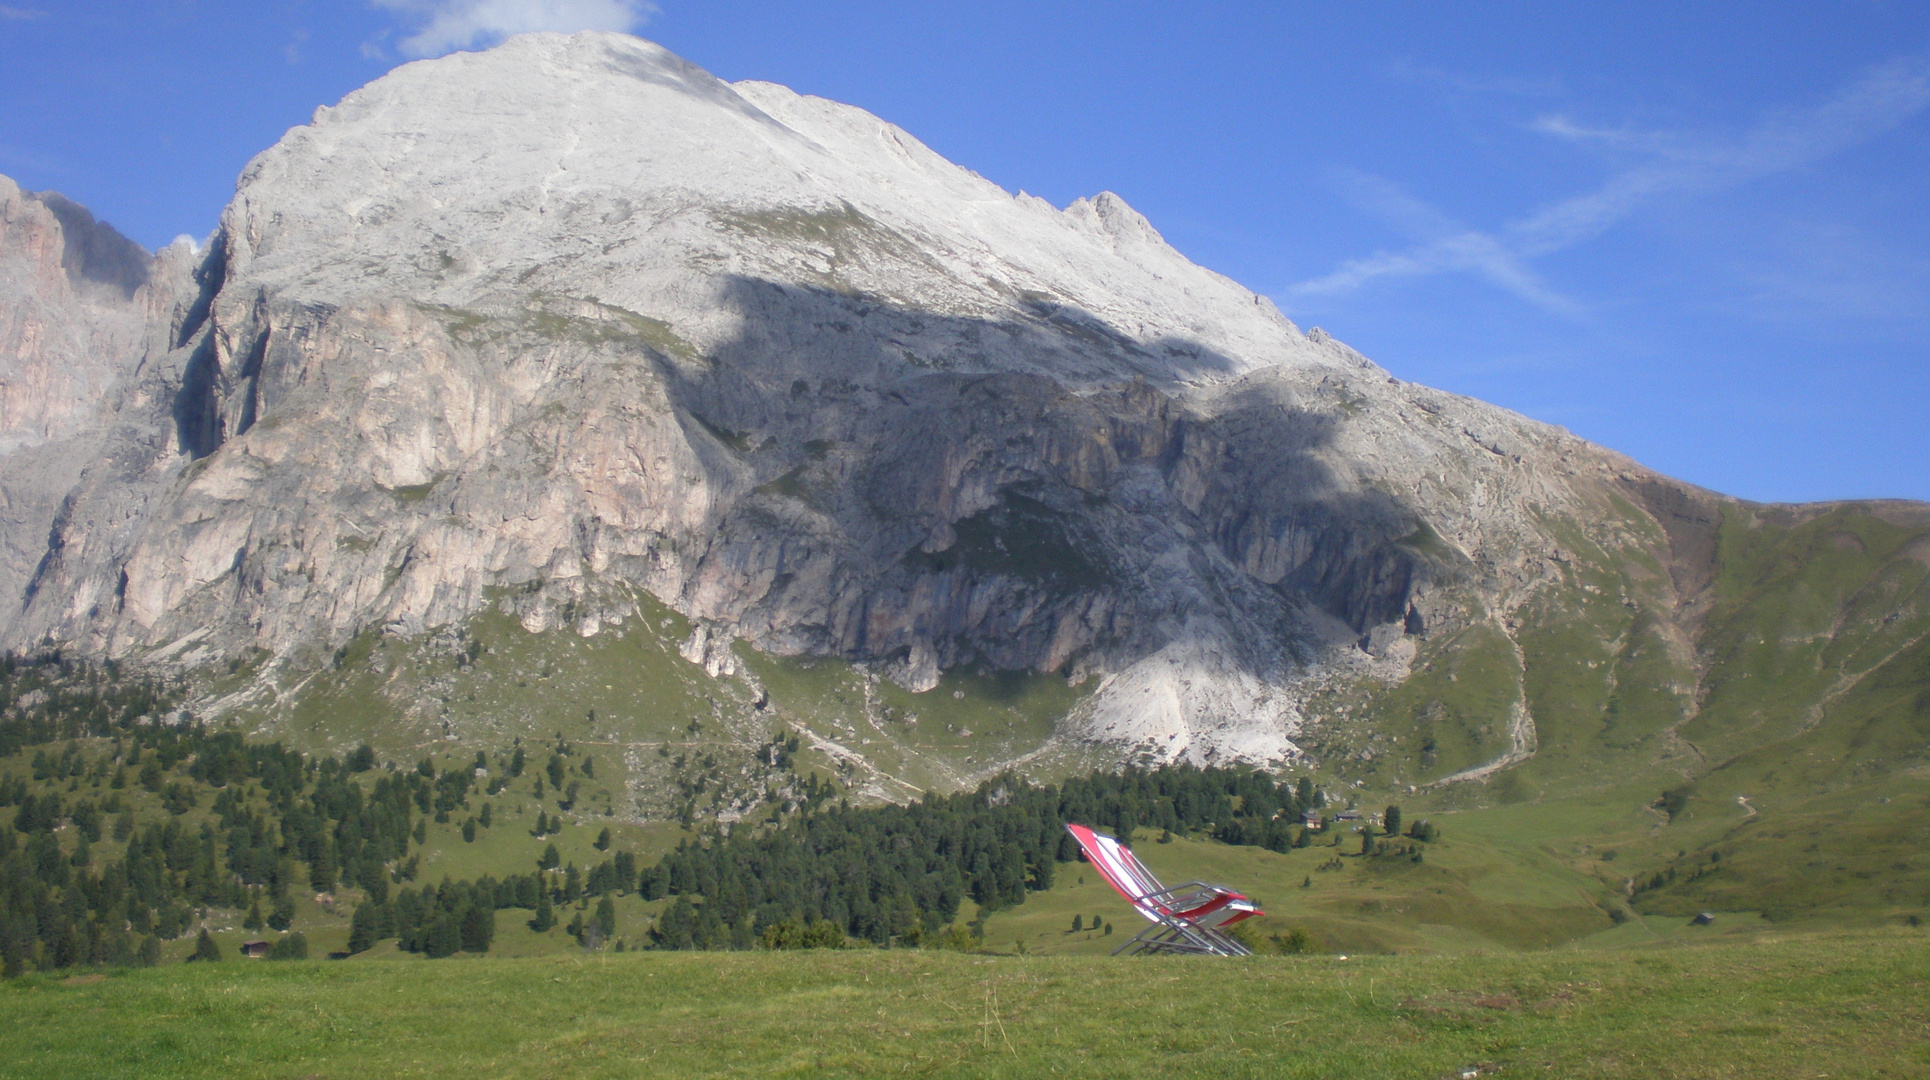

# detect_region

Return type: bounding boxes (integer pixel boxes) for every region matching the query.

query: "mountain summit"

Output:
[224,34,1308,383]
[1,35,1925,812]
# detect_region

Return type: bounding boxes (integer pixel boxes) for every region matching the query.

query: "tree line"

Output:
[0,654,488,975]
[2,653,1367,971]
[629,762,1329,950]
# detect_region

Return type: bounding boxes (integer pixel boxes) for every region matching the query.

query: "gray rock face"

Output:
[0,177,207,617]
[0,33,1700,764]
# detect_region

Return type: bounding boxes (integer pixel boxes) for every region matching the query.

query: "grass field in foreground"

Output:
[4,931,1926,1079]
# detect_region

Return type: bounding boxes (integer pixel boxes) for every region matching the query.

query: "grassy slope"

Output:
[226,588,1094,824]
[4,932,1926,1080]
[1601,504,1930,920]
[147,494,1930,951]
[1307,498,1930,929]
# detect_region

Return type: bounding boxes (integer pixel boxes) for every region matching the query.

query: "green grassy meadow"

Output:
[5,932,1926,1079]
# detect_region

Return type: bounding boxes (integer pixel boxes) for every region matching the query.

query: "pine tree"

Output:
[347,902,383,954]
[268,894,296,932]
[311,839,337,892]
[594,827,611,851]
[1071,914,1083,931]
[530,890,556,932]
[243,896,264,931]
[651,895,698,950]
[191,928,221,962]
[462,818,477,843]
[460,905,495,953]
[1383,805,1402,838]
[425,914,461,958]
[595,894,617,942]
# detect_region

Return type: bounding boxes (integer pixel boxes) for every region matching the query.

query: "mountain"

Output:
[1,33,1926,911]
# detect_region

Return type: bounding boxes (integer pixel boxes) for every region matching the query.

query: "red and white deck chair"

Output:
[1065,823,1263,957]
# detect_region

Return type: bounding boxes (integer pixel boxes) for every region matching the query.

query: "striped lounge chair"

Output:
[1065,823,1262,956]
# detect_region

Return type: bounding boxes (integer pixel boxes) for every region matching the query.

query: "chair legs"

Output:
[1111,914,1252,957]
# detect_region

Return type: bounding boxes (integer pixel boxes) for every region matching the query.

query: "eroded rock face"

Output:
[0,33,1711,765]
[0,177,210,618]
[0,178,154,451]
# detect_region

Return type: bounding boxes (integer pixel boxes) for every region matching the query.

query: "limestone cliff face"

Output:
[0,177,208,618]
[0,34,1741,766]
[0,177,157,451]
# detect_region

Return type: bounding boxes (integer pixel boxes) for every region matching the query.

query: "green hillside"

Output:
[1303,497,1930,927]
[4,496,1928,983]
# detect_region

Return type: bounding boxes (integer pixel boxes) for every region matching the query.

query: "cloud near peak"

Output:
[372,0,658,58]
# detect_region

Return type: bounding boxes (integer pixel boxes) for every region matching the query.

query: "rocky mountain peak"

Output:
[7,33,1913,788]
[216,31,1322,388]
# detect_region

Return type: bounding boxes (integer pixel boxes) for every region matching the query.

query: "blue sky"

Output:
[2,2,1926,503]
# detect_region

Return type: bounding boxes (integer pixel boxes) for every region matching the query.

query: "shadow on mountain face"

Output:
[30,191,150,301]
[1191,376,1434,634]
[173,333,224,461]
[696,274,1250,394]
[652,277,1437,673]
[121,267,1435,683]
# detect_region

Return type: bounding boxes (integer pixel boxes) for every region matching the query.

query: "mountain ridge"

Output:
[0,33,1923,843]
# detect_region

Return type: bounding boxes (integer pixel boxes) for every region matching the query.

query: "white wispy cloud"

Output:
[1294,55,1930,314]
[1299,170,1581,314]
[0,6,47,20]
[370,0,657,58]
